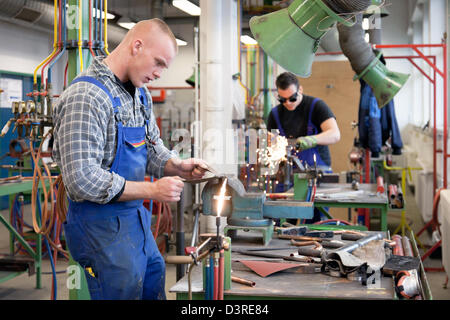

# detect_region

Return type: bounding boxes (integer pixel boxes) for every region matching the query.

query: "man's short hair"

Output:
[152,18,178,53]
[276,72,299,90]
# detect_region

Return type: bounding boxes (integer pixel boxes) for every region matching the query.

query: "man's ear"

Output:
[131,39,143,56]
[298,85,303,94]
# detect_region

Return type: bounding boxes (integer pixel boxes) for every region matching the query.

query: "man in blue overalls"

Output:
[53,19,209,300]
[267,72,341,222]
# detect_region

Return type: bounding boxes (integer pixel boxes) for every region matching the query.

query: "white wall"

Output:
[152,22,197,88]
[0,20,70,95]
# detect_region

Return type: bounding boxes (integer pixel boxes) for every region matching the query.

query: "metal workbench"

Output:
[313,183,389,231]
[0,179,47,288]
[170,231,396,300]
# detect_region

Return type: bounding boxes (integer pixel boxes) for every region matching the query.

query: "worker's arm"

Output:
[53,85,127,204]
[118,158,208,203]
[117,177,185,202]
[296,118,340,150]
[163,157,209,179]
[314,117,341,145]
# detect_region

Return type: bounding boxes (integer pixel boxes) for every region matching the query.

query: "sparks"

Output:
[258,135,288,175]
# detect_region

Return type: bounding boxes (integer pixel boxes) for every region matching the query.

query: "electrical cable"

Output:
[103,0,110,55]
[98,0,106,55]
[48,0,67,84]
[43,0,63,86]
[63,59,69,89]
[78,0,84,72]
[29,131,69,259]
[88,0,96,57]
[33,0,59,85]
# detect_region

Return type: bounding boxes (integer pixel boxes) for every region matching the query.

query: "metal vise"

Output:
[201,175,314,245]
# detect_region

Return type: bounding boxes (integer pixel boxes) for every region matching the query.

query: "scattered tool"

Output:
[233,249,315,263]
[297,247,322,258]
[395,269,422,299]
[277,234,324,242]
[382,255,421,275]
[276,225,334,238]
[231,275,255,287]
[376,176,385,194]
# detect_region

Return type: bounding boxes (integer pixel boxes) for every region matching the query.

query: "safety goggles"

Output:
[278,92,298,103]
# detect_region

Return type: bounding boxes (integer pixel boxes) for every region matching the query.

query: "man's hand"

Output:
[151,176,185,202]
[168,158,210,180]
[296,136,317,151]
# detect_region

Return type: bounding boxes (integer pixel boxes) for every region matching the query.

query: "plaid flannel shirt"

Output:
[52,56,177,204]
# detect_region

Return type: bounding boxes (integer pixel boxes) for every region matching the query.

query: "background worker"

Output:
[267,72,340,222]
[53,19,208,300]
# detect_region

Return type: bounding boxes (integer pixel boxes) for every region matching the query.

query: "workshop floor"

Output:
[0,186,449,300]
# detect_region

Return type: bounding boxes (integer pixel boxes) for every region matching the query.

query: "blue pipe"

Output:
[204,258,210,300]
[48,0,67,84]
[209,255,214,300]
[306,185,312,202]
[98,0,106,55]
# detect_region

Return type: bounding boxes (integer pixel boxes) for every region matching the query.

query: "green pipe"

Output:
[66,0,92,299]
[67,0,92,83]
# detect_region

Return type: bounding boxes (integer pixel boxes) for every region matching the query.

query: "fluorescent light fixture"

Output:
[172,0,201,16]
[176,38,187,46]
[362,18,370,30]
[93,8,115,19]
[117,17,136,30]
[66,4,115,19]
[240,35,258,45]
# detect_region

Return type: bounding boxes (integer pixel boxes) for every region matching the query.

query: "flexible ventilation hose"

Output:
[323,0,371,14]
[337,13,375,75]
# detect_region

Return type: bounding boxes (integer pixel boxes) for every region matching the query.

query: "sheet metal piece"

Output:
[239,260,307,278]
[352,240,386,271]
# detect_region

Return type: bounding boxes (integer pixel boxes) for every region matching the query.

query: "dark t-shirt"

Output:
[267,95,336,167]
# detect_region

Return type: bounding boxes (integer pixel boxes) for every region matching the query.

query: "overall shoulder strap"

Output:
[271,106,286,137]
[70,76,122,114]
[306,98,320,136]
[138,87,149,108]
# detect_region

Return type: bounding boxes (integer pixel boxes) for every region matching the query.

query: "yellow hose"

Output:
[78,0,84,72]
[33,0,58,84]
[103,0,110,55]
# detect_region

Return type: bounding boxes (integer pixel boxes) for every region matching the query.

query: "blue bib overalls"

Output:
[272,98,328,169]
[62,76,166,300]
[272,98,330,223]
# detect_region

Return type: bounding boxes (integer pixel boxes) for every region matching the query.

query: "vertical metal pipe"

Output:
[176,190,185,280]
[190,207,199,247]
[433,55,437,194]
[443,42,448,189]
[263,52,270,120]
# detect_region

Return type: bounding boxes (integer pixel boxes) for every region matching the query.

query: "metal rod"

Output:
[190,207,200,247]
[334,233,384,255]
[231,275,255,287]
[176,190,185,281]
[443,41,447,189]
